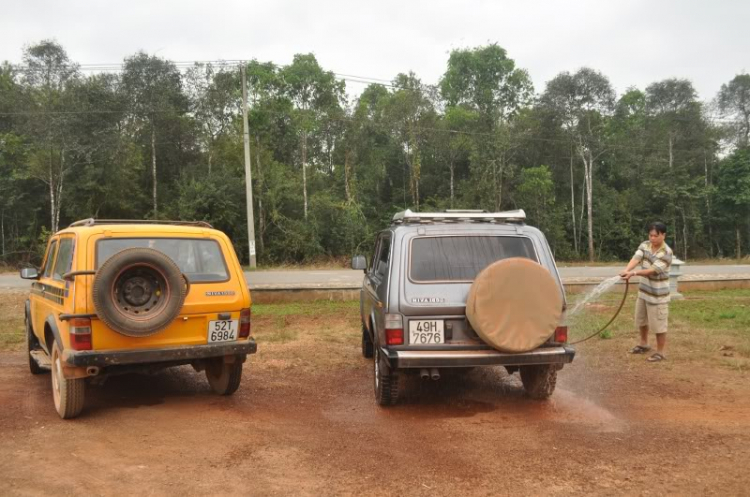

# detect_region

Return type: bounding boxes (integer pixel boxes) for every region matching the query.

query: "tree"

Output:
[281,54,345,218]
[516,165,555,232]
[541,68,615,261]
[21,40,80,232]
[440,44,533,213]
[644,79,708,259]
[440,44,533,125]
[715,149,750,258]
[717,73,750,149]
[121,52,187,216]
[184,63,239,176]
[384,72,437,210]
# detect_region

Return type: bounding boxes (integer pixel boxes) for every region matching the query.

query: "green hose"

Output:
[569,278,630,345]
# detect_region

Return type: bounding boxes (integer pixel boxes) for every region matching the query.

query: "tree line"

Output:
[1,40,749,266]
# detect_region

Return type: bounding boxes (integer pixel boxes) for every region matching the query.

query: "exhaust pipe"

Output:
[420,368,430,380]
[430,368,440,381]
[86,366,100,376]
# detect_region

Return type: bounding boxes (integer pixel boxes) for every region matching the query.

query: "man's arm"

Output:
[619,257,642,279]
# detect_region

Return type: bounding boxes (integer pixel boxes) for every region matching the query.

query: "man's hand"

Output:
[620,270,636,280]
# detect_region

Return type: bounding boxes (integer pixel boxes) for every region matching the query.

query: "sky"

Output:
[1,0,748,102]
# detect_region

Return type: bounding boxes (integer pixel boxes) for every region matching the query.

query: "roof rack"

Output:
[68,218,214,229]
[391,209,526,225]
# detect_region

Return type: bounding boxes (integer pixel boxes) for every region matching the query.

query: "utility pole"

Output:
[241,62,257,268]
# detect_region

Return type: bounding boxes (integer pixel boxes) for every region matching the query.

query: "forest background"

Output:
[1,40,749,267]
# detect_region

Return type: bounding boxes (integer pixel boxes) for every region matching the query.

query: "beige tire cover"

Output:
[466,257,562,353]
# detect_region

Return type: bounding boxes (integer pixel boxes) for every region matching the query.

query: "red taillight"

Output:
[385,328,403,345]
[239,308,251,338]
[384,313,404,345]
[554,326,568,343]
[69,317,92,351]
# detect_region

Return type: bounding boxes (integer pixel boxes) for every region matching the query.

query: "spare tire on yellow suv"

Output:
[93,247,187,337]
[466,257,562,353]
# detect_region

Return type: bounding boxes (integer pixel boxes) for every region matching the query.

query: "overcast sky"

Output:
[2,0,748,102]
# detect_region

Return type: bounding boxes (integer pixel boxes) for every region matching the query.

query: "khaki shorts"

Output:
[635,298,669,334]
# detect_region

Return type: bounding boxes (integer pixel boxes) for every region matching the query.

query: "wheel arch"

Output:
[43,316,63,354]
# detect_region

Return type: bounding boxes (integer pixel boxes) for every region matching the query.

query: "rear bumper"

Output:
[62,338,257,367]
[383,345,575,369]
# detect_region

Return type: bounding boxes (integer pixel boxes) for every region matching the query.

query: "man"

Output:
[619,222,673,362]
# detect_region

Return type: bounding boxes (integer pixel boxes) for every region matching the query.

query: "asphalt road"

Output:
[2,264,750,290]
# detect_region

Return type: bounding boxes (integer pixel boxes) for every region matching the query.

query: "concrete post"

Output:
[670,258,684,300]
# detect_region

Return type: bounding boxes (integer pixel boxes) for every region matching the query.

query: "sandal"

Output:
[630,345,651,354]
[647,353,666,362]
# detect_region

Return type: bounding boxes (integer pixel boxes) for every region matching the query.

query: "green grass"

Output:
[0,330,24,349]
[566,288,750,369]
[252,300,359,317]
[0,292,26,351]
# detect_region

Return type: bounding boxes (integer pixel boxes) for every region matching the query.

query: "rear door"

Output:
[401,231,540,346]
[87,232,248,350]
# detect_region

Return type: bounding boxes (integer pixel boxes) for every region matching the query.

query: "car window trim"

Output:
[406,234,540,285]
[52,236,76,282]
[374,233,392,280]
[43,239,59,279]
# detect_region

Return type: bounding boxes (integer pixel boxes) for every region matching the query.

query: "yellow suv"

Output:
[21,219,256,419]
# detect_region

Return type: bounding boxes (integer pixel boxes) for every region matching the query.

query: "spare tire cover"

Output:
[466,257,562,353]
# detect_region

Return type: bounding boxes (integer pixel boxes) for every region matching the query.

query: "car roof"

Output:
[54,223,223,238]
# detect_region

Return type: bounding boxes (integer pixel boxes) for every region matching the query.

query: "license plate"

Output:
[409,320,444,345]
[207,320,238,343]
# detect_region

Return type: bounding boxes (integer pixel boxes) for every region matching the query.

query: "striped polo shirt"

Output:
[634,241,673,304]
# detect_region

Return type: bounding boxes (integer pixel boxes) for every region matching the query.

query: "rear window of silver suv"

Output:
[409,235,537,282]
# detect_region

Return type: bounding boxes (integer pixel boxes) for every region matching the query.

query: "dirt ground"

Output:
[1,294,749,496]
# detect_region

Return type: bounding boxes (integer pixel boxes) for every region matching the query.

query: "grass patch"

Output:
[566,288,750,370]
[253,300,359,317]
[0,291,26,352]
[250,300,362,374]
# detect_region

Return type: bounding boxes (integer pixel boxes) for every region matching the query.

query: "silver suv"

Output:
[352,210,575,405]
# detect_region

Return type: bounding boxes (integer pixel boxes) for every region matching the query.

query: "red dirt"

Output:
[1,337,749,495]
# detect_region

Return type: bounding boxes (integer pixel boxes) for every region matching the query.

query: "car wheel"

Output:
[26,316,45,375]
[361,323,373,358]
[51,341,85,419]
[520,364,558,400]
[206,357,243,395]
[373,347,399,406]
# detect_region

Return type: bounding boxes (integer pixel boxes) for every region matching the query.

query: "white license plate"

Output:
[207,320,238,343]
[409,320,444,345]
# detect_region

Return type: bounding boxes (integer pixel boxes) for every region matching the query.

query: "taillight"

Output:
[554,326,568,343]
[239,308,251,338]
[385,314,403,345]
[69,317,92,351]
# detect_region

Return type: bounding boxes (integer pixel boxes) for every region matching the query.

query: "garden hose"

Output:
[569,278,630,345]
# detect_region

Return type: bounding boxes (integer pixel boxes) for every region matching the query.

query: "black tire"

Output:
[51,341,85,419]
[206,357,243,395]
[361,323,374,358]
[26,314,45,375]
[520,365,558,400]
[93,247,186,337]
[374,347,399,406]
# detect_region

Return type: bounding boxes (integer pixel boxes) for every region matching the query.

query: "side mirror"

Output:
[351,255,367,272]
[20,267,40,280]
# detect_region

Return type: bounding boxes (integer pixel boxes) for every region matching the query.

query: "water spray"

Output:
[568,278,630,345]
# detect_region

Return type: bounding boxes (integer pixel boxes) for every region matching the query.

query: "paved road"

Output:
[2,264,750,290]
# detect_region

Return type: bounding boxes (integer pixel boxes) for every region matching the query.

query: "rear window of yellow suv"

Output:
[97,238,230,283]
